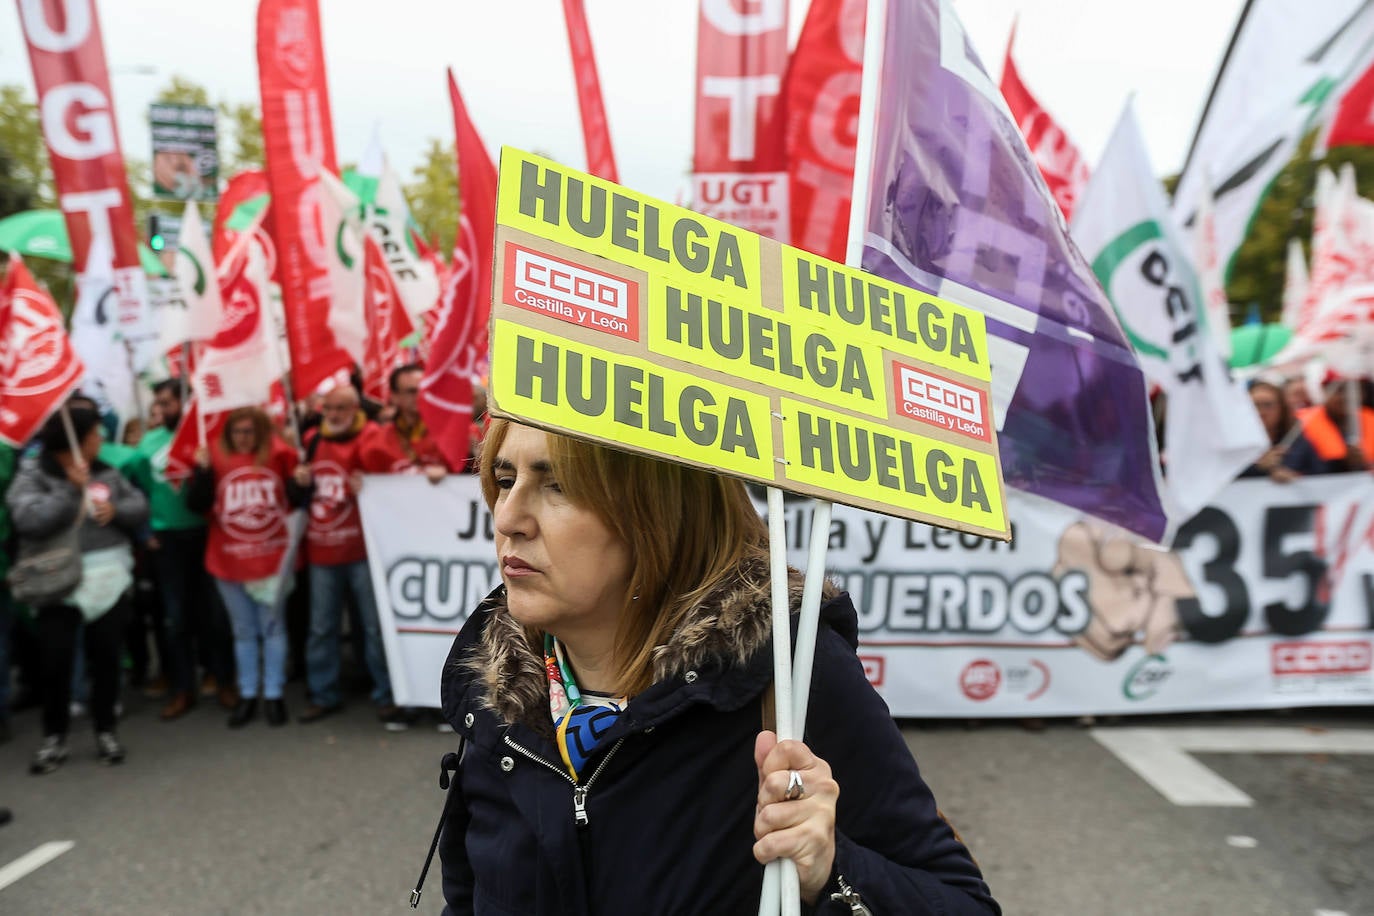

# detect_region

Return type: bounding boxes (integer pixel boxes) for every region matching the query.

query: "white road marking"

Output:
[1314,910,1350,916]
[1226,835,1259,848]
[1090,727,1374,807]
[0,841,75,893]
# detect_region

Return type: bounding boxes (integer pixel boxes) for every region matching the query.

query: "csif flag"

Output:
[0,257,85,447]
[420,70,497,470]
[170,201,225,346]
[854,0,1168,540]
[1072,102,1267,519]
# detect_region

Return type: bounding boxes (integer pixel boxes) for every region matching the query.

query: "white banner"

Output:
[361,473,1374,714]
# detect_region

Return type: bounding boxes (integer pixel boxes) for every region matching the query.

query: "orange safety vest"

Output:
[1296,406,1374,463]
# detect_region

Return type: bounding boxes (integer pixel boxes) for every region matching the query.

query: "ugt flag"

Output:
[1071,103,1267,520]
[856,0,1168,541]
[0,257,85,447]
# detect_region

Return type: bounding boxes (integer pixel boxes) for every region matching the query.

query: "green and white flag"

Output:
[318,167,367,367]
[171,201,224,344]
[1072,102,1268,521]
[358,150,440,323]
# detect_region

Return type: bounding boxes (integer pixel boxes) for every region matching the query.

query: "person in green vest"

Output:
[131,381,236,719]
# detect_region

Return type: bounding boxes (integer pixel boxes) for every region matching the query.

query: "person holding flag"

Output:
[419,419,997,914]
[289,385,401,727]
[132,381,237,720]
[8,407,148,774]
[184,407,302,729]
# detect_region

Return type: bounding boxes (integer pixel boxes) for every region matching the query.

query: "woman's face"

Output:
[491,425,633,643]
[1250,386,1283,441]
[80,426,103,464]
[228,419,257,454]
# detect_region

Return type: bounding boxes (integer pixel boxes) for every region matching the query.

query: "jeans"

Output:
[37,598,130,736]
[215,579,288,701]
[152,527,233,693]
[305,560,392,708]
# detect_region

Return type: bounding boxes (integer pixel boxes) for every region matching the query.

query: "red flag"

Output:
[420,71,497,470]
[691,0,791,239]
[361,236,417,403]
[164,399,228,482]
[1326,61,1374,148]
[782,0,865,261]
[212,169,270,264]
[0,258,86,447]
[562,0,619,181]
[17,0,154,370]
[999,24,1090,220]
[256,0,353,396]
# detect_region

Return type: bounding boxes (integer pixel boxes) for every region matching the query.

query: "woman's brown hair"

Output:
[220,406,274,466]
[479,418,769,697]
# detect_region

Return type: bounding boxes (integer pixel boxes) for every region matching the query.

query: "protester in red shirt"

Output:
[185,407,300,728]
[360,363,453,480]
[287,385,400,727]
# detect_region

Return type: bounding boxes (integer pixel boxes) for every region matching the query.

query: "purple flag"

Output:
[858,0,1167,541]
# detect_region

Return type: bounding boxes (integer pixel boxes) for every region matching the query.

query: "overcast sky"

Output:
[0,1,1246,201]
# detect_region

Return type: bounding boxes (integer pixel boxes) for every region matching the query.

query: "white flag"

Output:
[1280,238,1310,331]
[1072,102,1268,520]
[69,234,140,423]
[173,201,224,342]
[194,235,282,414]
[1193,176,1233,360]
[317,168,367,366]
[1172,1,1374,278]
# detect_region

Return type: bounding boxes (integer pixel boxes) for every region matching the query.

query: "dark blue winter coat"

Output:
[436,563,1000,915]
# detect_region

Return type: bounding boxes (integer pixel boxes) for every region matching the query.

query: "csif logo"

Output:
[1122,653,1172,701]
[502,242,640,341]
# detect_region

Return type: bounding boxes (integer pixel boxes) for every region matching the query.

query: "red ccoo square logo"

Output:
[891,362,990,441]
[859,655,885,687]
[1271,640,1372,676]
[502,243,640,341]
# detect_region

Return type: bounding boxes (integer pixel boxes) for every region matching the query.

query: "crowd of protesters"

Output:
[0,365,480,782]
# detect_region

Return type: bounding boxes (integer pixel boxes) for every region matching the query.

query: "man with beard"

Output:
[132,381,237,719]
[289,385,401,727]
[359,364,453,479]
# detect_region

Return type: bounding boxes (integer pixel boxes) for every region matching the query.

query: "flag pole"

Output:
[59,403,87,470]
[759,0,886,913]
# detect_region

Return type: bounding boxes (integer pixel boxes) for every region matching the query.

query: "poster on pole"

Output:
[150,103,219,202]
[488,148,1010,540]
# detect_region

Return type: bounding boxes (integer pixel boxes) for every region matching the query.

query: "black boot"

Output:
[264,698,288,727]
[227,698,258,729]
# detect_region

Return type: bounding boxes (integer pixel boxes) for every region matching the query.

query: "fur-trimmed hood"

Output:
[446,557,846,739]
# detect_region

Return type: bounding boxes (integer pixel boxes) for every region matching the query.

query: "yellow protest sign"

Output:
[488,147,1009,539]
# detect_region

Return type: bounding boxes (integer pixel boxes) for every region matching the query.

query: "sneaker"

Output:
[378,704,419,732]
[69,701,87,719]
[95,731,125,765]
[30,735,68,775]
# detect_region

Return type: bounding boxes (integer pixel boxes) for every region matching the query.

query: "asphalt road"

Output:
[0,683,1370,915]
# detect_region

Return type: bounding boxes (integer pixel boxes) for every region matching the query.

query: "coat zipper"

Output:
[502,733,626,827]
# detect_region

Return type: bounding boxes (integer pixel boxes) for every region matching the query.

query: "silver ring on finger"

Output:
[783,769,805,801]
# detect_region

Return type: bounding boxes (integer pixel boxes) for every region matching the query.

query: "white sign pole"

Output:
[760,0,886,911]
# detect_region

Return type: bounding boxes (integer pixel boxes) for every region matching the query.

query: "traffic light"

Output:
[147,213,164,251]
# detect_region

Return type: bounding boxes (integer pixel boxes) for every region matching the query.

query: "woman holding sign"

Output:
[417,419,998,914]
